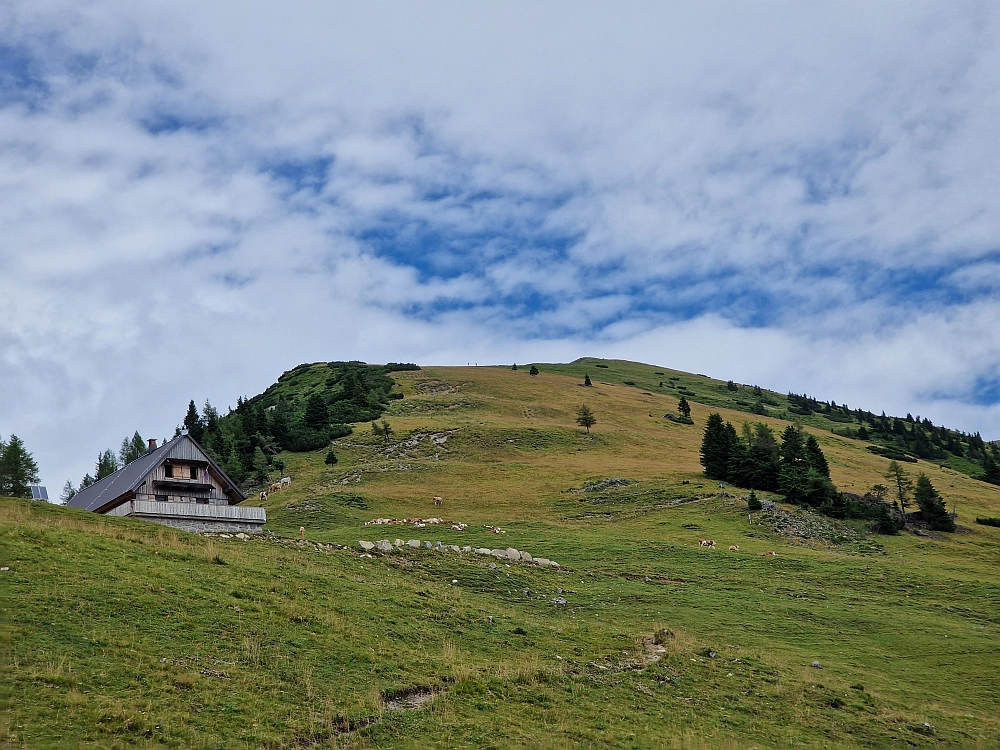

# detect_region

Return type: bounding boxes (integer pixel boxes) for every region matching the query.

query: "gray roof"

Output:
[67,435,246,513]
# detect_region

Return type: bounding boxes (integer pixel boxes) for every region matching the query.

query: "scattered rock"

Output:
[359,541,375,551]
[406,539,421,548]
[520,551,533,562]
[552,596,567,605]
[376,540,394,552]
[506,548,521,561]
[811,661,822,669]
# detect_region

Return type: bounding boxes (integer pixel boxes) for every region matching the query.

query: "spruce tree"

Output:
[59,480,76,504]
[529,365,539,377]
[304,393,329,430]
[677,397,692,422]
[576,405,596,433]
[700,413,736,481]
[325,449,338,465]
[981,453,1000,486]
[584,374,592,387]
[183,400,204,442]
[95,449,120,481]
[0,435,40,498]
[804,435,830,478]
[885,461,913,512]
[747,489,762,511]
[914,474,954,531]
[119,431,146,465]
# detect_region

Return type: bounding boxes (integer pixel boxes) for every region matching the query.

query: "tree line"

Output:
[700,414,954,533]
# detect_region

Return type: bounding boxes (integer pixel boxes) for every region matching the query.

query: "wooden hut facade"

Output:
[68,434,265,533]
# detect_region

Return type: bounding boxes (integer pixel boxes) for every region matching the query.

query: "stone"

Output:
[449,545,461,553]
[424,541,432,549]
[552,596,567,605]
[520,551,533,562]
[811,661,822,669]
[376,540,394,552]
[506,548,520,561]
[488,563,498,570]
[492,549,506,558]
[407,539,421,548]
[235,533,249,540]
[476,548,492,555]
[534,557,550,567]
[394,539,404,547]
[461,546,472,553]
[359,541,375,551]
[549,561,560,568]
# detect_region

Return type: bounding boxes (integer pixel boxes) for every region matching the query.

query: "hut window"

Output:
[196,498,209,504]
[156,495,168,502]
[164,464,173,478]
[190,466,199,480]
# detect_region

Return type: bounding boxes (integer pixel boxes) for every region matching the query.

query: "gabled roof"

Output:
[67,434,246,513]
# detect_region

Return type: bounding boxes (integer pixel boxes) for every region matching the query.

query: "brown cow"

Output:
[433,496,443,506]
[728,545,739,552]
[269,482,281,493]
[259,490,268,502]
[699,539,716,548]
[762,551,776,556]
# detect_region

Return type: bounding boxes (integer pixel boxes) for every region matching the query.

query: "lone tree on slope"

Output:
[677,396,692,421]
[576,405,597,433]
[0,435,40,498]
[529,365,539,377]
[885,461,913,512]
[584,374,592,387]
[914,474,955,531]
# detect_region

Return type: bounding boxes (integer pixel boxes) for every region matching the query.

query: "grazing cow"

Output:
[259,491,268,502]
[762,551,776,556]
[280,476,292,486]
[433,496,443,506]
[269,482,281,493]
[699,539,716,547]
[729,545,739,552]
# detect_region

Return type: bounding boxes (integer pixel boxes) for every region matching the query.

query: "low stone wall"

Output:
[131,515,264,534]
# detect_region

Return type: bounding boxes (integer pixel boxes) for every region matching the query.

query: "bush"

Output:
[328,423,353,439]
[286,426,330,452]
[975,517,1000,528]
[595,364,609,368]
[384,363,420,372]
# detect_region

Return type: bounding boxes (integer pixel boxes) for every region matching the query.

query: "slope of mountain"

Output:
[4,361,1000,748]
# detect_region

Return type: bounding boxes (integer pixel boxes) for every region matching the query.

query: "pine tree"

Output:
[304,393,329,430]
[804,435,830,478]
[80,473,95,489]
[119,431,146,465]
[914,474,954,531]
[95,449,119,480]
[981,453,1000,486]
[59,480,76,504]
[0,435,40,498]
[885,461,913,512]
[747,489,762,511]
[700,414,736,481]
[183,400,204,442]
[529,365,539,377]
[576,405,596,433]
[584,374,592,387]
[677,397,692,422]
[325,450,338,465]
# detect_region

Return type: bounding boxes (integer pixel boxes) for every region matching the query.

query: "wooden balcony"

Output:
[106,500,266,523]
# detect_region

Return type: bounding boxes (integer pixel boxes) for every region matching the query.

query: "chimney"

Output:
[148,438,157,451]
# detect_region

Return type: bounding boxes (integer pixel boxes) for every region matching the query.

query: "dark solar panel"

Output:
[30,485,49,501]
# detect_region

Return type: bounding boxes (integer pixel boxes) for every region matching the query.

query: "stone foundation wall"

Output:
[131,515,264,534]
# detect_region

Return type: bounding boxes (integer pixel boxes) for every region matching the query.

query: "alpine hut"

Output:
[67,433,265,533]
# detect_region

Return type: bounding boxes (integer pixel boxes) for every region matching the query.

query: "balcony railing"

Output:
[106,500,266,523]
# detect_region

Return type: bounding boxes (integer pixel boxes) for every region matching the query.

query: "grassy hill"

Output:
[4,361,1000,748]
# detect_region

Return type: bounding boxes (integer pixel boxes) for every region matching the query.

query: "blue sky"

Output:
[1,1,999,488]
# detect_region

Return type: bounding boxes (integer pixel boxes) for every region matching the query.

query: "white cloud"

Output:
[1,1,999,489]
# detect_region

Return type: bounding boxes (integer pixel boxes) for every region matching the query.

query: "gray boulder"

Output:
[552,596,567,605]
[359,541,375,551]
[520,551,533,562]
[376,540,393,552]
[424,541,432,549]
[506,548,520,561]
[462,546,473,553]
[449,545,461,553]
[534,557,550,567]
[394,539,404,547]
[406,539,421,548]
[491,549,506,558]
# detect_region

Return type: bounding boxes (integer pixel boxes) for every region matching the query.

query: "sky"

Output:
[2,1,999,493]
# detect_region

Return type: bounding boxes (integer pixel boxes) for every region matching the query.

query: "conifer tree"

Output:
[885,461,913,512]
[95,449,119,481]
[914,474,954,531]
[0,435,40,498]
[325,449,338,465]
[677,397,692,422]
[576,405,596,433]
[304,393,329,430]
[700,414,736,480]
[804,435,830,478]
[119,431,146,465]
[584,374,592,387]
[183,400,204,442]
[60,480,76,504]
[529,365,539,376]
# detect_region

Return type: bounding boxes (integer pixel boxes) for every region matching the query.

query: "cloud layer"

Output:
[1,2,999,487]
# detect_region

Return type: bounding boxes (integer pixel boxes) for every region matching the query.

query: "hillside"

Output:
[4,361,1000,748]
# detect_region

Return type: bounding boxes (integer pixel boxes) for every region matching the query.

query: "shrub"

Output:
[384,363,420,372]
[595,364,609,368]
[286,426,330,452]
[328,424,353,439]
[975,517,1000,528]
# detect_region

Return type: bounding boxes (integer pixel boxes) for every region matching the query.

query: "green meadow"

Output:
[3,362,1000,748]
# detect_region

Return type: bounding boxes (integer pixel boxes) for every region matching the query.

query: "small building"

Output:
[67,434,265,533]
